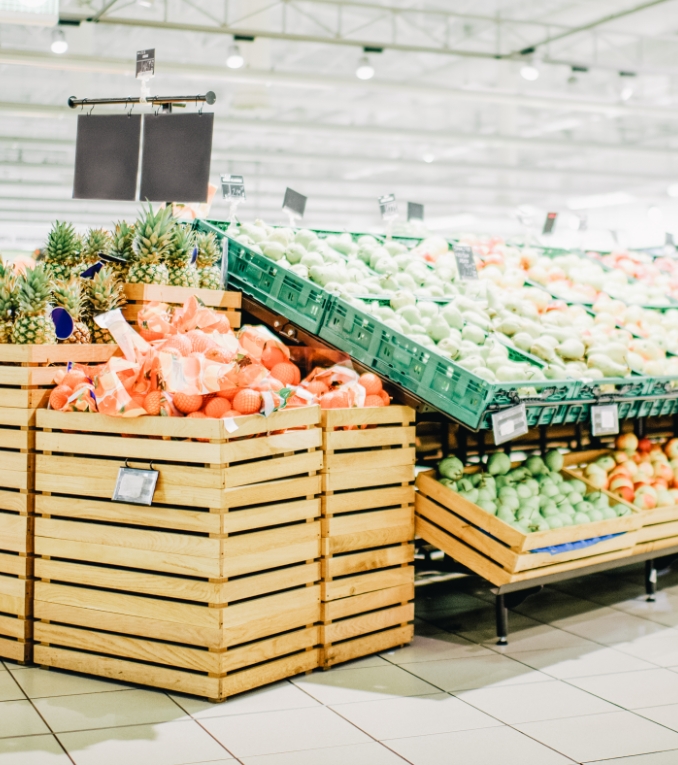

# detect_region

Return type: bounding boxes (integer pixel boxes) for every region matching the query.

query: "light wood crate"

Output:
[32,406,323,701]
[563,449,678,555]
[320,406,416,667]
[122,284,242,330]
[416,469,642,587]
[0,344,117,663]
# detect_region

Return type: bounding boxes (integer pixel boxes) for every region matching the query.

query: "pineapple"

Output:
[11,265,57,345]
[166,224,199,288]
[88,266,126,343]
[127,203,174,284]
[82,228,112,266]
[52,278,91,344]
[44,221,79,281]
[195,231,223,289]
[0,263,17,343]
[110,221,134,277]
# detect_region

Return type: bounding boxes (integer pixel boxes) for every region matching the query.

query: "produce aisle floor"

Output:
[4,564,678,764]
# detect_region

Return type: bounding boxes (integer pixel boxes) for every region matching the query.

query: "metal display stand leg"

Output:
[495,594,508,645]
[645,559,657,602]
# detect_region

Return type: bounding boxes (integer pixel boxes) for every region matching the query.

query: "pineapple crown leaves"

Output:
[195,231,220,267]
[132,203,176,264]
[88,266,126,314]
[0,264,17,318]
[111,221,135,261]
[52,277,86,321]
[83,228,112,261]
[15,265,53,316]
[165,224,197,265]
[45,221,79,264]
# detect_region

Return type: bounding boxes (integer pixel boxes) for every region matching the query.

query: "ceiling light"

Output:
[137,0,155,7]
[50,28,68,55]
[356,56,375,80]
[648,205,663,223]
[226,44,244,69]
[620,86,634,101]
[520,59,539,81]
[422,153,435,163]
[667,184,678,198]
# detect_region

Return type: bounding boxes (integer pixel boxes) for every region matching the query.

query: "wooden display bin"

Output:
[416,468,642,587]
[563,449,678,556]
[320,406,416,667]
[0,344,117,663]
[122,284,242,330]
[32,406,323,701]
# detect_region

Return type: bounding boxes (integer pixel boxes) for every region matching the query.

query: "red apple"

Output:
[616,433,639,454]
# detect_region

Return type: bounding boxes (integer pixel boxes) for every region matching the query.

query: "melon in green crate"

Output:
[11,264,57,345]
[166,224,199,288]
[127,203,173,285]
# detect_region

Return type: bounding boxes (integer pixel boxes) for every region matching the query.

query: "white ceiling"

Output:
[2,0,678,250]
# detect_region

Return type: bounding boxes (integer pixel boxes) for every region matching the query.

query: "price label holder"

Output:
[113,460,159,506]
[591,404,619,437]
[378,193,398,239]
[136,48,155,79]
[407,202,424,222]
[543,211,557,235]
[454,243,478,280]
[283,187,307,226]
[492,404,528,446]
[221,174,246,221]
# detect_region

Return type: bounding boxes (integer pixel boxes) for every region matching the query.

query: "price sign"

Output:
[454,244,478,280]
[136,48,155,79]
[378,194,398,220]
[283,187,307,219]
[591,404,619,437]
[113,464,159,506]
[221,174,246,200]
[407,202,424,221]
[666,232,675,246]
[543,212,558,235]
[492,404,528,446]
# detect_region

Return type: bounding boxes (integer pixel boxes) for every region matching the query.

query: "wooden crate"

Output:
[562,449,678,552]
[122,284,241,330]
[320,406,416,667]
[32,406,323,701]
[0,344,117,663]
[416,469,641,587]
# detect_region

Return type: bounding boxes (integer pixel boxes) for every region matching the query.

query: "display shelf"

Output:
[320,406,416,667]
[122,283,242,330]
[0,344,117,664]
[32,406,323,701]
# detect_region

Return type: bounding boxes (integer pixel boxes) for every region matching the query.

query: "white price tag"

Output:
[591,404,619,437]
[378,194,398,220]
[492,404,528,446]
[112,466,159,506]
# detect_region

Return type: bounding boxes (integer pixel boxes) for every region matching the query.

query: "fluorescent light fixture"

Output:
[50,28,68,55]
[226,44,244,69]
[137,0,155,6]
[356,56,375,80]
[667,184,678,197]
[567,192,635,210]
[422,153,435,163]
[520,60,539,81]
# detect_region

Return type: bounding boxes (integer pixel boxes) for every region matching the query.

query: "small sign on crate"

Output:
[591,404,619,437]
[492,403,528,445]
[113,462,159,506]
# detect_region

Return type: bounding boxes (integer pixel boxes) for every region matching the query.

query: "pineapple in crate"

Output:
[0,262,17,343]
[109,221,134,277]
[82,228,112,267]
[11,265,57,345]
[166,224,199,288]
[88,266,126,344]
[127,203,174,285]
[195,230,223,289]
[44,221,80,281]
[52,278,91,344]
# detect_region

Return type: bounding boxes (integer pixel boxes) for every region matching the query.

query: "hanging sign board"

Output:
[113,464,159,506]
[492,404,529,445]
[591,404,619,437]
[379,194,398,220]
[136,48,155,79]
[453,244,478,280]
[407,202,424,221]
[283,187,307,219]
[543,212,558,235]
[221,174,246,200]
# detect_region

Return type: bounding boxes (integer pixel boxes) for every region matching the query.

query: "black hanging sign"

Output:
[453,244,478,280]
[407,202,424,221]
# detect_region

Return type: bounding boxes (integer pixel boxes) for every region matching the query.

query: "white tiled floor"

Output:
[7,564,678,763]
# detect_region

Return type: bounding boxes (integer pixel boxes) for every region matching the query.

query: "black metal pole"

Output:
[645,559,657,602]
[496,594,508,645]
[67,92,216,108]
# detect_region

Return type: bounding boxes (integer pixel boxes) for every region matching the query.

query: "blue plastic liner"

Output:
[530,533,625,556]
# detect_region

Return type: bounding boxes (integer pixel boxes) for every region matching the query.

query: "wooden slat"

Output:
[322,566,413,602]
[323,543,414,580]
[122,284,241,308]
[321,406,415,429]
[322,624,413,667]
[323,485,414,516]
[321,603,413,644]
[323,583,413,621]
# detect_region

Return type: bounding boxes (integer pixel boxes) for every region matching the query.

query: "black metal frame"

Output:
[67,92,216,109]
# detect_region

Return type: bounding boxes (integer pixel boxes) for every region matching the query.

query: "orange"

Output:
[304,381,329,396]
[187,411,207,418]
[161,335,192,357]
[232,388,262,415]
[379,389,391,406]
[173,392,203,414]
[205,348,231,363]
[143,391,162,416]
[204,398,230,418]
[49,385,72,411]
[262,345,287,370]
[359,373,382,395]
[62,370,87,389]
[365,394,385,408]
[186,330,216,354]
[138,329,165,342]
[271,362,301,386]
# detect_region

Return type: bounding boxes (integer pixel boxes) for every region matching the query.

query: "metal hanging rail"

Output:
[67,92,216,109]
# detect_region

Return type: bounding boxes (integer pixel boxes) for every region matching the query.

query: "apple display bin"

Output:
[122,284,242,331]
[320,406,416,668]
[562,450,678,556]
[0,344,118,664]
[32,406,323,702]
[415,469,641,587]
